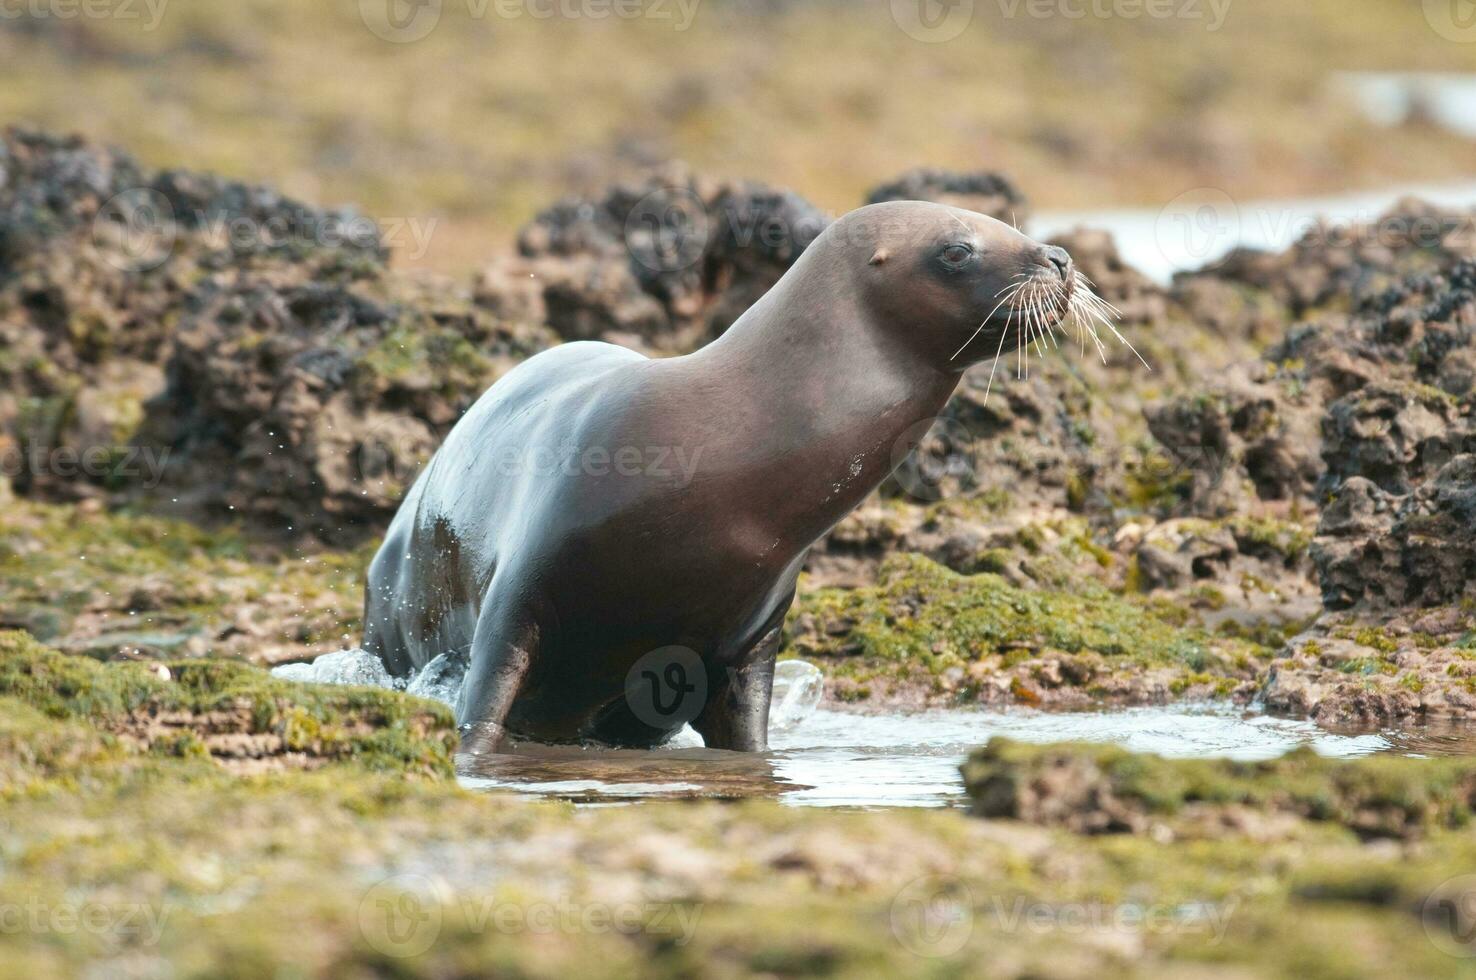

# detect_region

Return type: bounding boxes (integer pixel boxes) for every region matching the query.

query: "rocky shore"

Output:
[5,127,1476,973]
[5,126,1476,723]
[4,628,1476,976]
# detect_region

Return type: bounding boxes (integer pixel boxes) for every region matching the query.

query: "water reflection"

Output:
[459,704,1465,809]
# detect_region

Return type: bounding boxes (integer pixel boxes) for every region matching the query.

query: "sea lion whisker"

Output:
[1077,302,1117,365]
[1070,285,1145,367]
[1066,291,1108,362]
[1020,280,1040,378]
[980,299,1016,407]
[1028,283,1050,359]
[950,280,1026,361]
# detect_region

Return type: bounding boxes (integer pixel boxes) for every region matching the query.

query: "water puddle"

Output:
[457,704,1476,809]
[273,652,1476,809]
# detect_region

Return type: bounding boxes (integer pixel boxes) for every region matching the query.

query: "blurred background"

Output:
[4,0,1476,272]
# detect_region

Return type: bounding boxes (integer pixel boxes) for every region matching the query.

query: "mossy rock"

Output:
[0,631,455,778]
[964,738,1476,839]
[789,552,1258,681]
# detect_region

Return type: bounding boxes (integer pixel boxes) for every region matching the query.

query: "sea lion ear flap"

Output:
[869,248,890,266]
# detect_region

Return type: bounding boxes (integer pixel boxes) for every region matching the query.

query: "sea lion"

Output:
[364,200,1092,755]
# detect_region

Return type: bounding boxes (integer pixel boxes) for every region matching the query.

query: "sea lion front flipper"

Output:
[691,622,783,752]
[455,600,539,758]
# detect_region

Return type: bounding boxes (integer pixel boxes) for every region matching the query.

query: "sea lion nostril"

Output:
[1040,245,1072,280]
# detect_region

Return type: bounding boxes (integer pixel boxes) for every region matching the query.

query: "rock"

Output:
[963,737,1476,840]
[1149,250,1476,520]
[138,270,552,539]
[476,162,829,352]
[1045,226,1169,327]
[1178,196,1476,318]
[1313,455,1476,609]
[1319,381,1466,495]
[865,168,1028,225]
[0,127,385,500]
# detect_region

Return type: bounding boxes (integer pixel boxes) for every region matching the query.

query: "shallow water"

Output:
[457,704,1476,809]
[272,651,1476,809]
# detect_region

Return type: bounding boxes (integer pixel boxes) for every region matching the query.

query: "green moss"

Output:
[1227,515,1314,562]
[1122,451,1194,513]
[788,553,1264,689]
[1352,628,1399,655]
[0,500,369,662]
[0,631,455,778]
[965,738,1476,839]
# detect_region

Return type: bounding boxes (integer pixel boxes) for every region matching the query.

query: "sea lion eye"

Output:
[940,243,973,267]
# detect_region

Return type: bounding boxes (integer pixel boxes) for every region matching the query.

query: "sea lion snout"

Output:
[1036,244,1073,283]
[1028,243,1076,315]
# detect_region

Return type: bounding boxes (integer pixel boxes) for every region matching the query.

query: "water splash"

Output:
[769,659,824,732]
[272,648,399,689]
[404,652,467,708]
[271,650,827,736]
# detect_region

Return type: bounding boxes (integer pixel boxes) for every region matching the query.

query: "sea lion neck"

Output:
[674,250,964,545]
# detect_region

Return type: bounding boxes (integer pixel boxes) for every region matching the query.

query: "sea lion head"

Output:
[836,200,1080,370]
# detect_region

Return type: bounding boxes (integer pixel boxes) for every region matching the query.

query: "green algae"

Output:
[0,631,455,779]
[1,634,1473,976]
[788,552,1266,693]
[0,499,369,661]
[964,738,1476,839]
